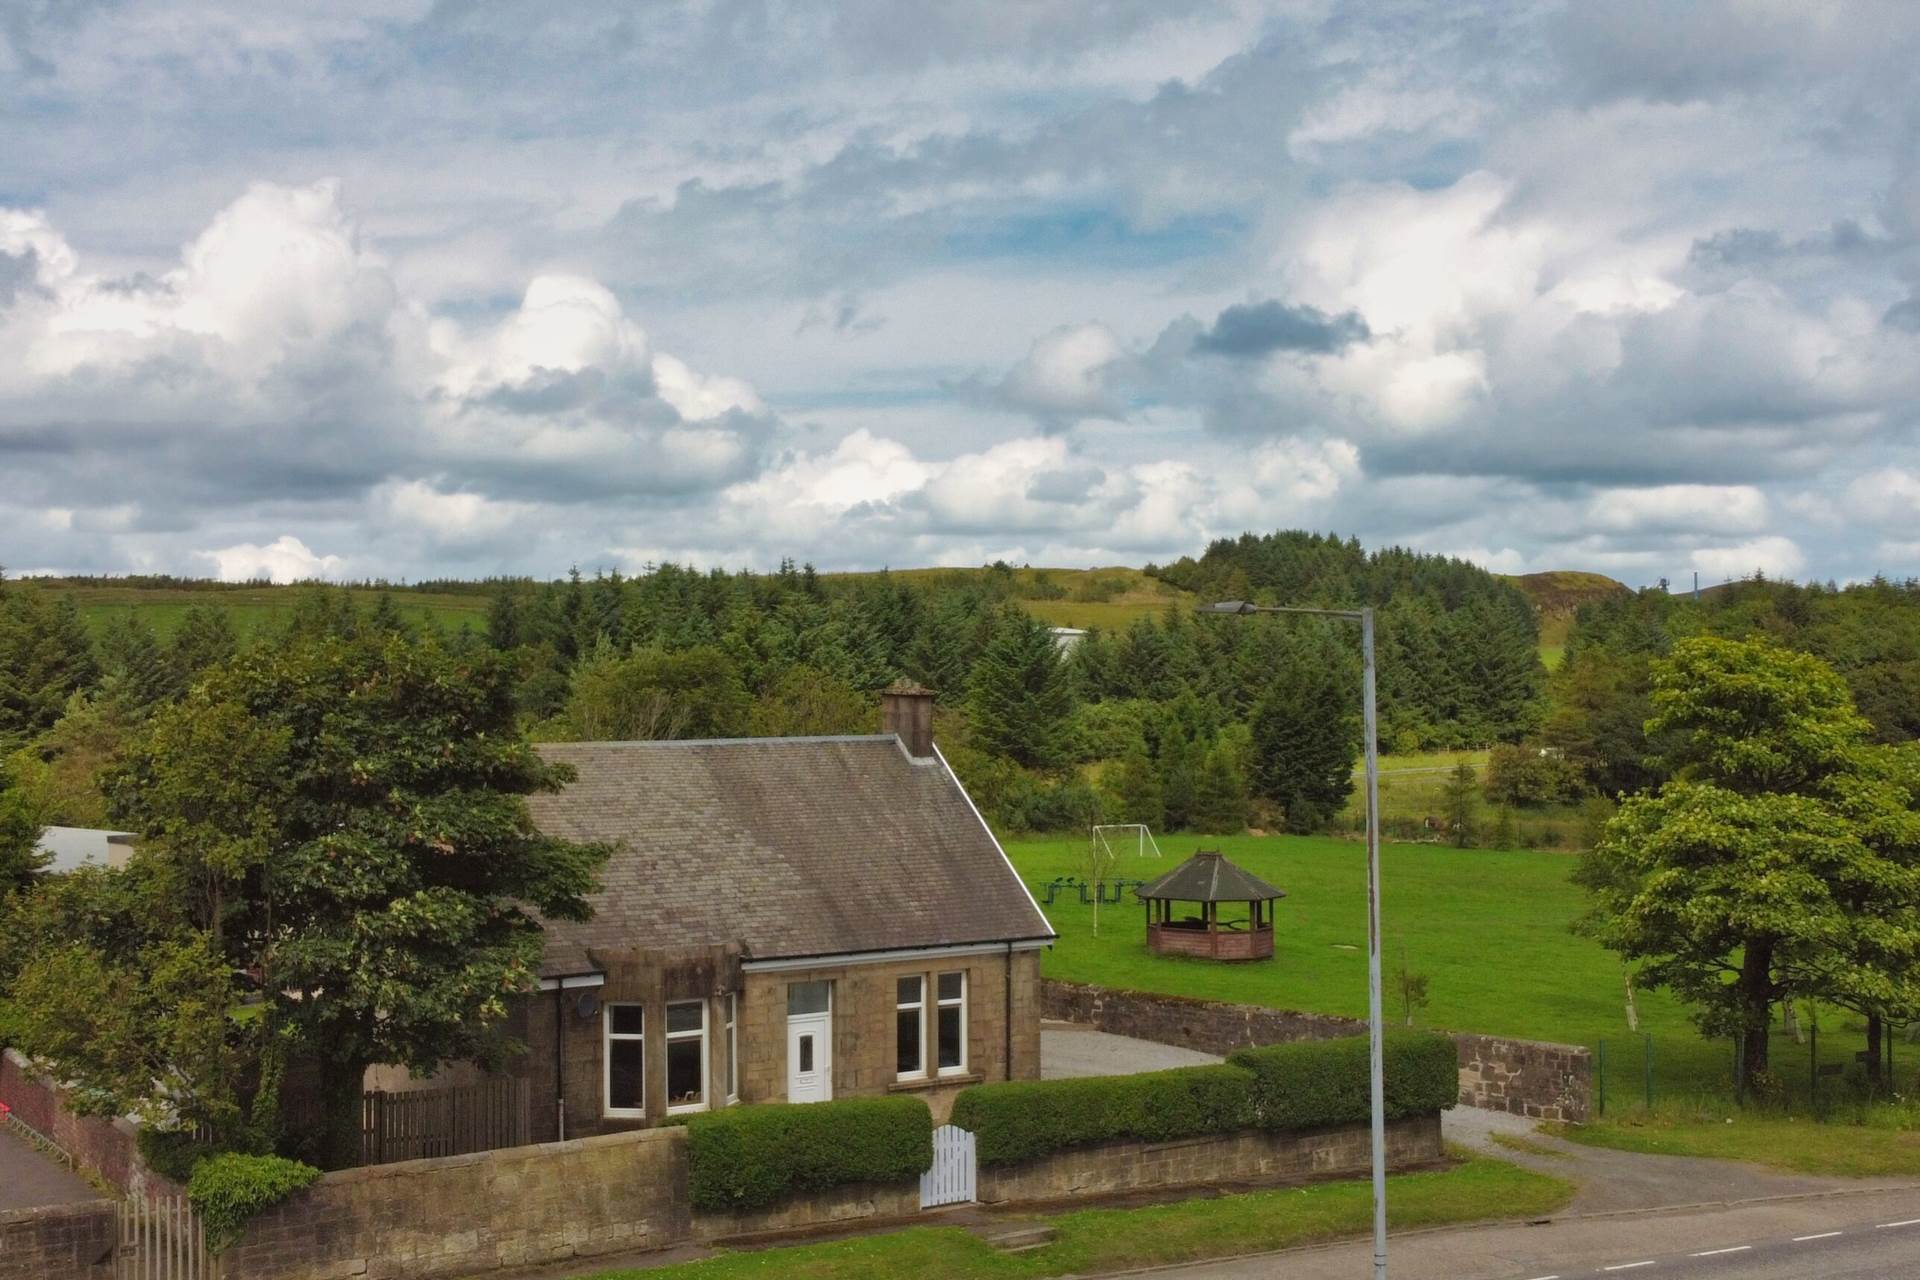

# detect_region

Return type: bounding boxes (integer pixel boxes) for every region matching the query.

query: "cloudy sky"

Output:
[4,1,1918,585]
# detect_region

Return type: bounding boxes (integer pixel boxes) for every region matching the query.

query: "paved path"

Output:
[0,1126,100,1212]
[1442,1106,1914,1215]
[1041,1023,1222,1079]
[1120,1186,1920,1279]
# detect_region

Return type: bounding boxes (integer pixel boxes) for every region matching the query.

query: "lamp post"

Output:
[1200,600,1386,1280]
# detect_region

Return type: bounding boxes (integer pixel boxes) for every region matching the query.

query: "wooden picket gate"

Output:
[117,1192,210,1280]
[920,1124,976,1208]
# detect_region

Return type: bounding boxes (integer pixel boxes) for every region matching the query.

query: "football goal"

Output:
[1091,822,1163,860]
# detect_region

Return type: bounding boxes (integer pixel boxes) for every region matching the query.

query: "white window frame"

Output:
[665,999,709,1116]
[725,992,739,1105]
[935,971,968,1077]
[603,1003,646,1119]
[895,974,926,1081]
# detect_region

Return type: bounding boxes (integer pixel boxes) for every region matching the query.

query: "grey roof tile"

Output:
[529,736,1053,970]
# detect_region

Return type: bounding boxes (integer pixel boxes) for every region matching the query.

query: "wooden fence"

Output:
[360,1078,531,1166]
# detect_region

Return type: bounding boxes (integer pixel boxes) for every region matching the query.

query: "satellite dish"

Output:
[574,991,601,1021]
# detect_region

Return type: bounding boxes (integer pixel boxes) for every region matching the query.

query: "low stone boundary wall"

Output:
[222,1129,690,1280]
[978,1113,1442,1205]
[1042,980,1590,1123]
[0,1049,183,1199]
[0,1201,117,1280]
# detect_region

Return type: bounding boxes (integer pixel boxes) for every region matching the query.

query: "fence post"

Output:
[1810,1019,1819,1118]
[1643,1033,1653,1112]
[1596,1040,1606,1118]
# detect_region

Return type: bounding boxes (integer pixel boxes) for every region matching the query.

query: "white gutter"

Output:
[742,938,1049,974]
[536,973,607,992]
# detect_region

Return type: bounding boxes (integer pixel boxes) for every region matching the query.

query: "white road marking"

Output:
[1601,1265,1656,1273]
[1793,1232,1843,1241]
[1689,1246,1750,1257]
[1876,1219,1920,1229]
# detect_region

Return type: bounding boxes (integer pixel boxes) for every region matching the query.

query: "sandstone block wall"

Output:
[1456,1034,1590,1123]
[976,1113,1443,1205]
[220,1128,691,1280]
[0,1202,117,1280]
[691,1177,923,1241]
[1041,980,1591,1123]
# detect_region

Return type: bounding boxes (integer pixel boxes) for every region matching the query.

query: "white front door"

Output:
[787,1014,832,1102]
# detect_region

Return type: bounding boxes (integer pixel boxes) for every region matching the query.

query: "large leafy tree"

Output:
[967,607,1075,768]
[113,629,610,1167]
[1576,636,1920,1089]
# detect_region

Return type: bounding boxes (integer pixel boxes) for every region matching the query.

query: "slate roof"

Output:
[1139,850,1285,903]
[528,736,1054,972]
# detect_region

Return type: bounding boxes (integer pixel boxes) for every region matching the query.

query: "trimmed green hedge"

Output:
[686,1096,933,1213]
[950,1064,1257,1167]
[1229,1031,1459,1131]
[187,1154,322,1252]
[950,1031,1457,1167]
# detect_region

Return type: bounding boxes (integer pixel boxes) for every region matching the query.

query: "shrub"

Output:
[949,1064,1257,1167]
[136,1127,217,1184]
[686,1096,932,1213]
[187,1153,322,1252]
[1229,1032,1458,1132]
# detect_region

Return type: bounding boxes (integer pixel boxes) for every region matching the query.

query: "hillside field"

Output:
[1005,832,1874,1106]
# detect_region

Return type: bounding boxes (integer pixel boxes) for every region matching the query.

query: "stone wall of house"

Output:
[0,1201,117,1280]
[1041,980,1591,1124]
[977,1113,1442,1205]
[218,1128,690,1280]
[0,1049,184,1199]
[515,945,1042,1141]
[1456,1034,1590,1123]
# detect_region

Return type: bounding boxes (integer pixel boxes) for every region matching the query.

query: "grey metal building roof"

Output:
[528,736,1053,972]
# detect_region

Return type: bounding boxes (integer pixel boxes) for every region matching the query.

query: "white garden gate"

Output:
[920,1124,977,1208]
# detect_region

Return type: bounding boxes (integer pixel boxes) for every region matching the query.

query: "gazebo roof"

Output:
[1139,850,1285,903]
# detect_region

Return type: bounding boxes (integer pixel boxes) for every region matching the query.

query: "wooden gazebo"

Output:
[1139,850,1284,961]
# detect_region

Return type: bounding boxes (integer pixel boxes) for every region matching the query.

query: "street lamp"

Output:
[1200,600,1387,1280]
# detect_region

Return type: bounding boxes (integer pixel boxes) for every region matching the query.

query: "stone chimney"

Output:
[881,679,937,760]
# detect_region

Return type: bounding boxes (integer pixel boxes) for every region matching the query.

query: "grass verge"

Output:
[575,1155,1572,1280]
[1555,1107,1920,1178]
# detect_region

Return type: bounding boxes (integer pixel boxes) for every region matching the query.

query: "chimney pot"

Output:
[881,679,937,759]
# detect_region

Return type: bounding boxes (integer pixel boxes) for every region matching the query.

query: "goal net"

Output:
[1091,823,1163,860]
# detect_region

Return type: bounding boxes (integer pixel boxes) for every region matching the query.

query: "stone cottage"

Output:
[511,683,1055,1141]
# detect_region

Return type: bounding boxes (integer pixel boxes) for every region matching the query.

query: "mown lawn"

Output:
[1005,833,1881,1102]
[1556,1111,1920,1178]
[578,1155,1571,1280]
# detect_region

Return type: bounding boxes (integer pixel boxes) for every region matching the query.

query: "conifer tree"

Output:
[0,586,98,743]
[1190,741,1250,835]
[967,607,1074,768]
[1249,655,1359,834]
[1106,745,1165,829]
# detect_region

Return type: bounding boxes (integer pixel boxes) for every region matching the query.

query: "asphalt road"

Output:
[1140,1187,1920,1279]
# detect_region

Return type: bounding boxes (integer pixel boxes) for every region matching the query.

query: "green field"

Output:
[1006,833,1880,1103]
[1330,751,1588,850]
